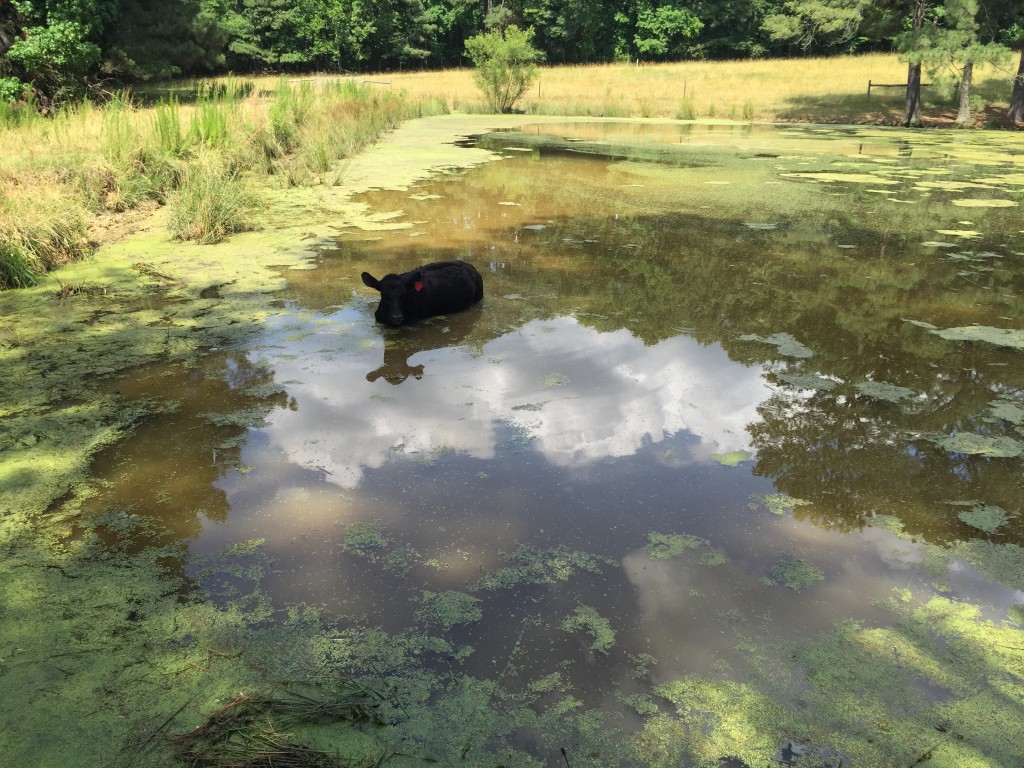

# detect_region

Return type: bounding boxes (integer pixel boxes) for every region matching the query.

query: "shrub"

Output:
[464,25,543,113]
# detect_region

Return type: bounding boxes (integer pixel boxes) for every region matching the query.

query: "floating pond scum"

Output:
[2,118,1023,767]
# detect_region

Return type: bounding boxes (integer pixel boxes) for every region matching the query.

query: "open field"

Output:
[260,53,1016,125]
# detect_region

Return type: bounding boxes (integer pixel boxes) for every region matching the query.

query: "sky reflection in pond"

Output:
[251,311,769,486]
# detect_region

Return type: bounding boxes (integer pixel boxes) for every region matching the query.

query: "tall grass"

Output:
[0,78,444,281]
[168,156,256,244]
[0,189,89,288]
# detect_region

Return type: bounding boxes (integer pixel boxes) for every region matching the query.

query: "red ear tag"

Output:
[414,281,424,292]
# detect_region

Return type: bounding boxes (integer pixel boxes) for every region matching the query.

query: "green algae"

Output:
[708,449,752,466]
[749,492,811,516]
[867,513,1024,594]
[561,605,616,654]
[949,501,1013,534]
[989,397,1024,427]
[414,590,483,631]
[204,406,271,428]
[699,549,728,567]
[854,380,916,403]
[639,679,785,768]
[777,372,839,391]
[739,331,814,359]
[951,540,1024,592]
[341,521,389,560]
[766,555,824,591]
[629,652,658,679]
[384,545,423,576]
[470,544,612,590]
[929,324,1024,350]
[930,432,1024,458]
[646,531,704,559]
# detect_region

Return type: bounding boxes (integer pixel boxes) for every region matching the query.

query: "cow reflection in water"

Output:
[366,312,479,385]
[366,338,425,384]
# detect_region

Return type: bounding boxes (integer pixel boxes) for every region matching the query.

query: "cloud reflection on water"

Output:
[254,313,772,488]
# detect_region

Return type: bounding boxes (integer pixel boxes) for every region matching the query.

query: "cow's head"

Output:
[362,270,424,326]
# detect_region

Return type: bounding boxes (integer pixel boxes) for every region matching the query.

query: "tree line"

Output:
[2,0,1023,121]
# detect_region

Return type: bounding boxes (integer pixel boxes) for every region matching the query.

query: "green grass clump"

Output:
[0,194,89,288]
[676,95,697,120]
[169,157,256,244]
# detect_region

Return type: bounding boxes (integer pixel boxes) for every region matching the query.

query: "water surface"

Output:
[85,121,1024,762]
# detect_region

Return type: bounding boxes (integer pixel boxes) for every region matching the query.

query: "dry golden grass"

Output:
[262,53,1014,125]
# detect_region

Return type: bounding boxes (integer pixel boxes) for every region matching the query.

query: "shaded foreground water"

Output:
[58,122,1024,765]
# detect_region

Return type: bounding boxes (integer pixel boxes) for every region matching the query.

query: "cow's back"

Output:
[421,261,484,312]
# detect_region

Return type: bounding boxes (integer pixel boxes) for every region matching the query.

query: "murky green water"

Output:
[83,122,1024,764]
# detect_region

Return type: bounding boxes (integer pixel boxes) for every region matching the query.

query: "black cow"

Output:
[361,260,484,327]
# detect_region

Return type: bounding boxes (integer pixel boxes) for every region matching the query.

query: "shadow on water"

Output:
[76,120,1024,765]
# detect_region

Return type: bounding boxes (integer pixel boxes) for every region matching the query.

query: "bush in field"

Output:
[464,26,543,114]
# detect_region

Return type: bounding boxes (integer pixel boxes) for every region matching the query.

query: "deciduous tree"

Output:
[464,23,542,112]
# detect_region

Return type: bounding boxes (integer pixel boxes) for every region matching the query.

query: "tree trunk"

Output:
[904,61,923,127]
[903,0,926,128]
[955,59,973,127]
[1009,48,1024,124]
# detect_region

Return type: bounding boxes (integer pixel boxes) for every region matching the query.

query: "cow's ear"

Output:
[412,271,424,292]
[361,272,381,291]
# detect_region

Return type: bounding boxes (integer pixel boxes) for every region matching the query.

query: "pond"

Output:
[83,121,1024,766]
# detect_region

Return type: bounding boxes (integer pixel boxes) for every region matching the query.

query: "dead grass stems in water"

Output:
[0,79,441,286]
[166,682,383,768]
